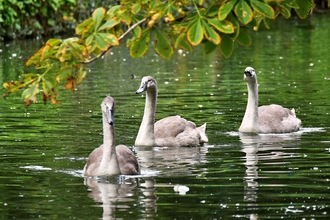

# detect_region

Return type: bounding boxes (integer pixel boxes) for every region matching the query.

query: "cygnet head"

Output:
[101,96,115,124]
[244,67,257,84]
[135,76,157,94]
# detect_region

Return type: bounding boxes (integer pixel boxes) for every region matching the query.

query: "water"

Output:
[1,15,330,219]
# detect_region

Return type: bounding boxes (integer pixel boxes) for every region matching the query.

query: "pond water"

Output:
[1,14,330,219]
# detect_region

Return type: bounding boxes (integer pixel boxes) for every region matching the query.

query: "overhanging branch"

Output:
[82,18,147,64]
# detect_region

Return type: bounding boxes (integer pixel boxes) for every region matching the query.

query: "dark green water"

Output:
[1,15,330,219]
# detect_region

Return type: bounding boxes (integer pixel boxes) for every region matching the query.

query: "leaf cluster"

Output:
[2,0,314,105]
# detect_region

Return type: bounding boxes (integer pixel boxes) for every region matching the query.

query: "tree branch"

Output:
[81,18,147,64]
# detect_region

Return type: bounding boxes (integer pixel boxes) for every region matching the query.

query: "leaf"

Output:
[75,18,93,35]
[75,67,87,84]
[132,25,142,38]
[208,18,234,34]
[201,19,220,45]
[263,17,273,29]
[85,34,94,46]
[279,3,291,19]
[235,0,253,25]
[56,67,72,82]
[207,4,220,17]
[219,34,234,58]
[108,5,121,18]
[42,72,57,103]
[203,41,217,54]
[236,30,251,46]
[131,3,141,14]
[228,12,240,39]
[98,18,120,31]
[251,0,275,19]
[218,0,238,20]
[154,30,174,59]
[65,77,75,92]
[22,82,39,105]
[26,49,42,67]
[148,13,162,28]
[45,38,62,47]
[119,9,132,25]
[3,81,25,94]
[294,0,313,19]
[92,7,106,31]
[94,34,107,51]
[187,18,203,46]
[98,33,119,46]
[196,0,204,5]
[129,30,151,58]
[172,33,192,52]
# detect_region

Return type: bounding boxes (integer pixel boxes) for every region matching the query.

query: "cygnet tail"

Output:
[197,123,208,143]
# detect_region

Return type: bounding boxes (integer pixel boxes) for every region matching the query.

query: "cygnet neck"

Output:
[99,111,120,175]
[135,86,157,146]
[240,79,260,133]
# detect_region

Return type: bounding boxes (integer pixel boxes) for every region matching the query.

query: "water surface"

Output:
[0,14,330,219]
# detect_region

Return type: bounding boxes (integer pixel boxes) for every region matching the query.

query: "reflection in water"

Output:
[240,133,302,218]
[84,145,210,219]
[84,177,157,219]
[135,145,210,176]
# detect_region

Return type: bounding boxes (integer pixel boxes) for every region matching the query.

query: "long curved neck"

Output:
[135,87,157,146]
[239,81,260,133]
[98,112,120,175]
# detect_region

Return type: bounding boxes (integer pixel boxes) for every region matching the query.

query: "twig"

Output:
[82,18,147,64]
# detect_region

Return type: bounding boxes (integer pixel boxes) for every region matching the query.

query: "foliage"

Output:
[0,0,77,39]
[2,0,314,105]
[0,0,121,39]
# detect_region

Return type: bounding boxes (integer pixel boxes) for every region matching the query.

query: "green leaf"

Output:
[75,67,87,84]
[131,3,141,14]
[98,18,120,31]
[294,0,313,19]
[208,18,234,34]
[207,4,221,17]
[196,0,204,5]
[26,49,42,67]
[108,5,121,18]
[42,72,56,95]
[283,0,299,9]
[92,7,106,31]
[263,17,273,29]
[3,81,25,94]
[236,30,251,46]
[203,41,217,54]
[187,18,203,46]
[132,25,142,38]
[76,18,93,35]
[119,9,132,25]
[85,34,94,46]
[235,0,253,25]
[98,33,119,46]
[228,12,240,39]
[218,0,238,20]
[45,38,62,47]
[22,82,39,105]
[279,3,291,19]
[201,19,220,45]
[251,0,275,19]
[219,34,234,58]
[94,34,108,51]
[129,30,151,58]
[154,30,174,59]
[172,33,192,52]
[56,68,73,82]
